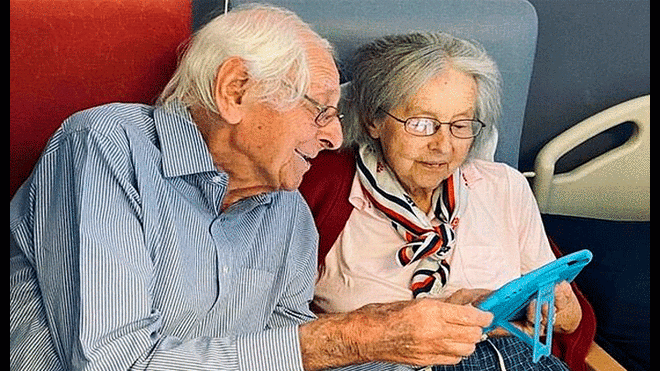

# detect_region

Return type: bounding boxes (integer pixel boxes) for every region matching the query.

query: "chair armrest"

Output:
[586,342,626,371]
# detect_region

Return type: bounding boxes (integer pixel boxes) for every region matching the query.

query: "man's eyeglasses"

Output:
[378,108,485,139]
[303,94,344,128]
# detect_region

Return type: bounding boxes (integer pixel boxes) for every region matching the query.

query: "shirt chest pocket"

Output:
[452,245,517,290]
[206,267,277,335]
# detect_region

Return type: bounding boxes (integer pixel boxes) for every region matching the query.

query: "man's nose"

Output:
[318,117,343,150]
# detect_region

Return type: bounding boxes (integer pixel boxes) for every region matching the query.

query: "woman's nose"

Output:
[428,125,453,152]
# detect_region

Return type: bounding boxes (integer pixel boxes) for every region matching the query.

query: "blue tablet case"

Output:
[476,249,593,362]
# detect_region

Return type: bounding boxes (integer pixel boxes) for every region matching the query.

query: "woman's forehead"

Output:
[401,70,477,117]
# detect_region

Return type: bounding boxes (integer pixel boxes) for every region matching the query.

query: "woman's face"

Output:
[367,67,477,207]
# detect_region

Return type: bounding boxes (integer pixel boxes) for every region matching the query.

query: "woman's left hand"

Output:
[443,288,492,306]
[551,280,582,333]
[521,281,582,335]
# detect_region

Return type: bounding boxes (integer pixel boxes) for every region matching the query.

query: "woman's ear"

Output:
[214,57,250,125]
[365,119,382,139]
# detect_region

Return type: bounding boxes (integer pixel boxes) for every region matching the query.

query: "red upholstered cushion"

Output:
[548,237,597,371]
[10,0,192,198]
[299,149,357,269]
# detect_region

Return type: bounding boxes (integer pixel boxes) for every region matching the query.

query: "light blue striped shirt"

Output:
[10,102,320,370]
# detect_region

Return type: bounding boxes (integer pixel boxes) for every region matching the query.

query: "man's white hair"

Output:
[158,3,332,113]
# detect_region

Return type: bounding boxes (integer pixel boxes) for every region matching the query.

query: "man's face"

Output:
[235,42,342,191]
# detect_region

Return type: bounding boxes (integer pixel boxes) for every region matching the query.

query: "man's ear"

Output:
[214,57,250,125]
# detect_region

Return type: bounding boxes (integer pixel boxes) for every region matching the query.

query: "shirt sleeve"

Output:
[12,122,158,369]
[10,116,306,370]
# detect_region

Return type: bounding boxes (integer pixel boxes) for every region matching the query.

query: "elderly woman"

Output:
[300,32,584,370]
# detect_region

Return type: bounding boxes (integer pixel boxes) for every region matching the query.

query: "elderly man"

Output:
[10,4,491,370]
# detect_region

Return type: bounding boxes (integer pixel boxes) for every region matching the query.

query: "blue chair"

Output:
[231,0,537,169]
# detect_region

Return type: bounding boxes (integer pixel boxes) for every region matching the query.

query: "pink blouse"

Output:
[314,159,555,313]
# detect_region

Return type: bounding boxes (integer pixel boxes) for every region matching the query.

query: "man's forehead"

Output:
[309,61,340,102]
[305,37,340,100]
[310,77,340,101]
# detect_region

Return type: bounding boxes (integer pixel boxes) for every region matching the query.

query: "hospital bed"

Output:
[531,95,650,371]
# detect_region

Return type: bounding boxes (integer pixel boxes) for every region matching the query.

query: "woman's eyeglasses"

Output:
[378,108,484,139]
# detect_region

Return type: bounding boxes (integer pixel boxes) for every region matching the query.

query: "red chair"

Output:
[10,0,192,199]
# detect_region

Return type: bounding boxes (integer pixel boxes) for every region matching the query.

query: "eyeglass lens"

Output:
[316,107,343,127]
[304,94,342,127]
[404,118,482,138]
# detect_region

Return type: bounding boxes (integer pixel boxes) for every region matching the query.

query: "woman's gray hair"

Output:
[158,3,332,113]
[341,32,502,158]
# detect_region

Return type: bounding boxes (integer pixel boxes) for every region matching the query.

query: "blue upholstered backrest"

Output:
[232,0,538,168]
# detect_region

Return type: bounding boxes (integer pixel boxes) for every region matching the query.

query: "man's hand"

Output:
[299,298,493,370]
[442,288,516,337]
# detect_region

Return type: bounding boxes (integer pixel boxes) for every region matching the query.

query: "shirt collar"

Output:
[153,101,275,209]
[348,159,486,212]
[348,173,369,211]
[348,174,437,221]
[154,101,217,178]
[460,159,484,189]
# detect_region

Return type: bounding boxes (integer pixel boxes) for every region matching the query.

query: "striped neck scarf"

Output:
[356,145,467,297]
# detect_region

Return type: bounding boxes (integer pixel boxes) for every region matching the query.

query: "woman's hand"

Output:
[518,281,582,335]
[443,288,492,306]
[547,281,582,334]
[443,282,582,338]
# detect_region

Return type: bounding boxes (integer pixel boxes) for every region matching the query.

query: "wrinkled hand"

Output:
[300,298,493,370]
[443,288,512,337]
[519,281,582,335]
[366,299,493,366]
[443,288,493,306]
[356,298,494,366]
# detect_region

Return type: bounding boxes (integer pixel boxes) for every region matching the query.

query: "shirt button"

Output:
[222,266,230,274]
[211,175,224,184]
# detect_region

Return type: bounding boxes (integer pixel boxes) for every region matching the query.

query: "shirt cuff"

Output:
[236,325,304,371]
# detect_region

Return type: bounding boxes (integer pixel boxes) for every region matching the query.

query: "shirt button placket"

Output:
[209,213,233,299]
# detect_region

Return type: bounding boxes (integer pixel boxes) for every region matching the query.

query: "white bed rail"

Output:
[532,95,649,221]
